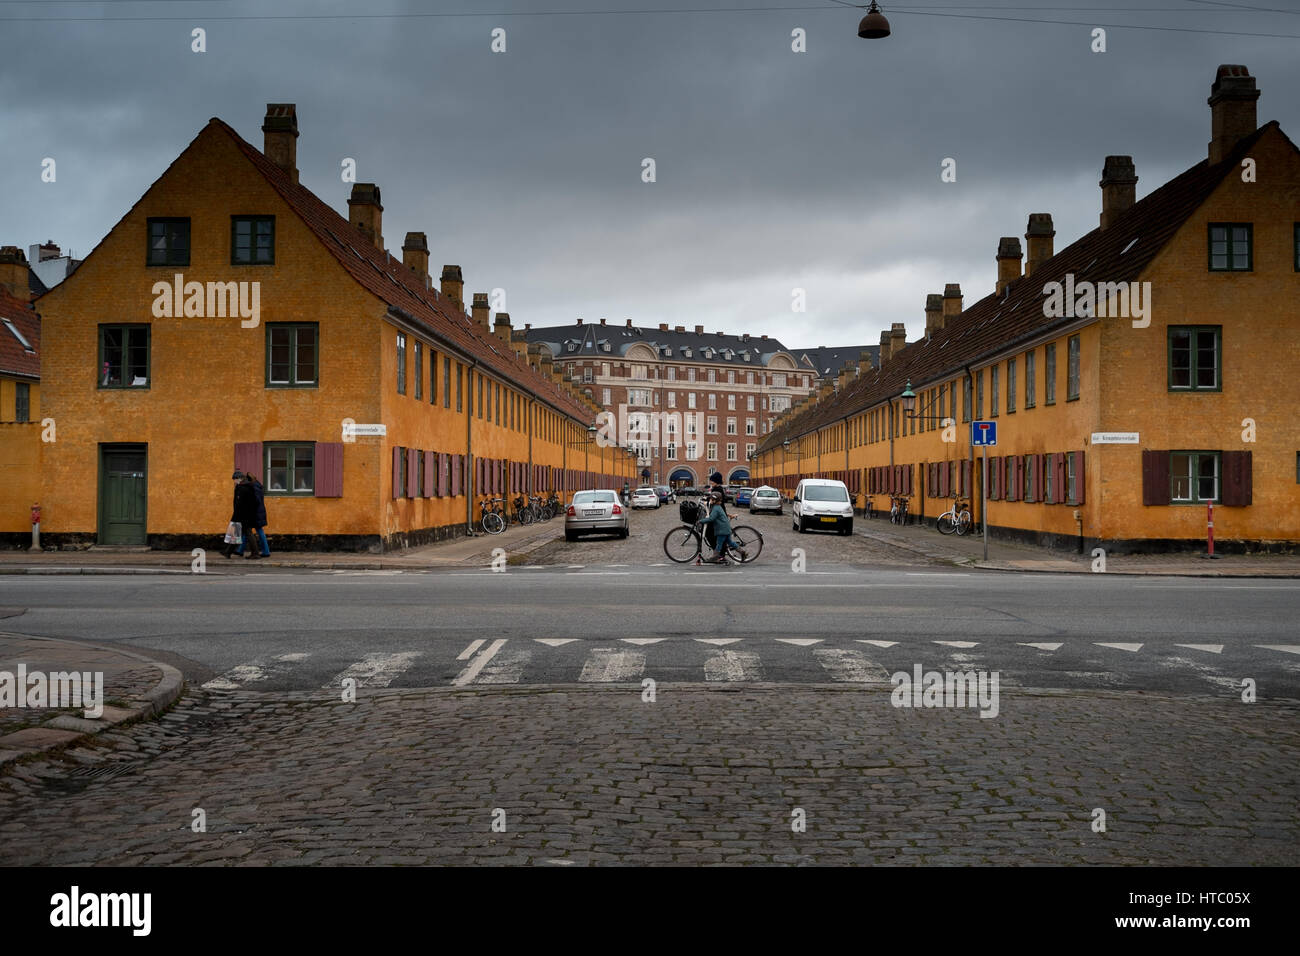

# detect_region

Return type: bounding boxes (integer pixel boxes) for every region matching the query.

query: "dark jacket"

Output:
[232,482,259,528]
[250,478,268,527]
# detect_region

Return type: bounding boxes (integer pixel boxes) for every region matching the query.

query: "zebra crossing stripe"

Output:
[534,638,578,647]
[703,649,763,682]
[325,651,421,689]
[578,648,646,682]
[775,638,822,646]
[1174,644,1224,654]
[457,639,485,660]
[452,639,507,686]
[621,638,667,645]
[1018,642,1063,651]
[1256,645,1300,656]
[202,653,310,690]
[934,641,979,648]
[473,647,532,684]
[694,638,742,646]
[813,648,889,683]
[857,640,898,648]
[1094,642,1144,652]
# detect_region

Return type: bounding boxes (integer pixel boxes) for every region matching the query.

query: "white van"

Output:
[792,478,853,535]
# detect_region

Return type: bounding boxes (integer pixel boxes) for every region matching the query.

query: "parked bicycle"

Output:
[936,497,973,536]
[662,500,763,565]
[889,494,911,526]
[479,497,507,535]
[511,494,534,526]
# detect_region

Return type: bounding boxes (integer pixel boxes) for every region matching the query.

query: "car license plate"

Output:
[820,516,836,523]
[584,509,603,516]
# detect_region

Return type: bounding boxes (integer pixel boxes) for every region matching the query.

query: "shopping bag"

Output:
[224,521,242,545]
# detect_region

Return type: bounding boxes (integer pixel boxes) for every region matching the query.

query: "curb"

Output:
[0,635,186,769]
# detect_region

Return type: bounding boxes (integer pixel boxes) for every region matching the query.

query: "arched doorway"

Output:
[727,467,750,486]
[668,467,696,489]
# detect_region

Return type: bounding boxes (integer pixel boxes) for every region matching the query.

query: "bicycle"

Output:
[936,497,973,536]
[889,494,911,526]
[534,494,554,522]
[511,494,534,526]
[478,497,507,535]
[662,502,763,565]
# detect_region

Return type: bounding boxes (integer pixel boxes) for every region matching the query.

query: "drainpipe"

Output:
[466,360,478,535]
[963,364,978,533]
[527,398,534,498]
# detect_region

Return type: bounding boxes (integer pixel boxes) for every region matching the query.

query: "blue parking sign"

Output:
[971,421,997,446]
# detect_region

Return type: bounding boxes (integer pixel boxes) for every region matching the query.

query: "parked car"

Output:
[630,487,660,509]
[654,485,676,505]
[748,485,783,515]
[679,486,700,498]
[733,487,753,507]
[565,489,630,540]
[792,478,854,535]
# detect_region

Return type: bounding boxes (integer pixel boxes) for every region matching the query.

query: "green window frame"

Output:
[962,376,972,423]
[1023,455,1035,501]
[414,342,423,401]
[1043,455,1054,503]
[1025,350,1036,408]
[1006,456,1015,499]
[1168,326,1222,391]
[14,382,30,422]
[146,217,189,266]
[1208,222,1252,272]
[456,363,463,412]
[975,369,984,419]
[396,334,407,395]
[990,365,999,417]
[1045,343,1057,405]
[231,215,275,265]
[429,349,438,405]
[1006,358,1016,414]
[266,323,318,387]
[1067,451,1080,504]
[444,356,452,408]
[938,384,946,424]
[266,442,315,496]
[1170,451,1219,503]
[1067,334,1080,401]
[478,374,485,419]
[98,324,151,389]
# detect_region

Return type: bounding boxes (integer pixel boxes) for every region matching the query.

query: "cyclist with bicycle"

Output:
[699,490,736,564]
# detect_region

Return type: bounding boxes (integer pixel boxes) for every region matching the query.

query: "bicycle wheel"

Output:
[518,508,534,526]
[663,525,702,563]
[936,512,957,535]
[540,506,553,521]
[482,512,505,535]
[728,525,763,563]
[955,511,973,535]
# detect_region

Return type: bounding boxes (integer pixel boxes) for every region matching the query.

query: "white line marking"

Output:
[452,639,507,686]
[621,638,667,645]
[1017,642,1064,651]
[934,640,980,648]
[857,640,898,648]
[775,638,823,646]
[534,638,578,647]
[202,652,310,690]
[694,638,743,646]
[813,648,889,683]
[457,639,486,660]
[1173,643,1224,654]
[1094,642,1144,653]
[703,649,763,682]
[578,648,646,683]
[473,647,531,684]
[325,651,420,689]
[1256,645,1300,656]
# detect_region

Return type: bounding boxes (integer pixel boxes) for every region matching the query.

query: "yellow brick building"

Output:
[758,66,1300,552]
[32,104,633,550]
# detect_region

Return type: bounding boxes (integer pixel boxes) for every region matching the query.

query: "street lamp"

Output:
[782,439,793,495]
[899,380,949,424]
[857,1,891,39]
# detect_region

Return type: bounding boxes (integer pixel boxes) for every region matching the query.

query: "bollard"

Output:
[31,501,41,551]
[1204,500,1218,560]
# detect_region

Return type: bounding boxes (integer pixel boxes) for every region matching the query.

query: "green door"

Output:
[100,446,147,544]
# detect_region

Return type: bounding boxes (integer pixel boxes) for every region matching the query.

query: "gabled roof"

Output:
[211,120,593,422]
[794,345,878,378]
[522,322,794,366]
[761,122,1290,451]
[0,289,40,380]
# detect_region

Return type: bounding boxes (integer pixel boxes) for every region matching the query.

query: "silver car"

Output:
[564,489,630,541]
[748,485,783,515]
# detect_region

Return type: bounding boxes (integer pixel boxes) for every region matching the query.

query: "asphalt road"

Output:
[2,565,1297,697]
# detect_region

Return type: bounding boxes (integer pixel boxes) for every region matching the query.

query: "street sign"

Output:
[343,423,386,438]
[971,421,997,446]
[1091,432,1139,444]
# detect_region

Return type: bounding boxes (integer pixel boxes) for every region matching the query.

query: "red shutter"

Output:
[1073,450,1085,505]
[1014,456,1023,501]
[987,457,998,501]
[1141,450,1169,505]
[407,447,420,498]
[1222,450,1252,506]
[962,460,972,498]
[451,454,461,496]
[392,446,403,499]
[905,464,913,495]
[1026,455,1038,503]
[314,443,343,497]
[437,453,448,497]
[235,442,262,479]
[1005,456,1016,502]
[1043,454,1055,504]
[424,451,436,497]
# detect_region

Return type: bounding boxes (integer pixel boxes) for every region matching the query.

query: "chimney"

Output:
[599,318,606,326]
[539,352,555,381]
[401,232,429,287]
[471,292,490,330]
[1208,65,1260,164]
[348,183,384,250]
[924,293,944,337]
[996,237,1023,295]
[526,343,543,370]
[942,284,962,324]
[0,246,29,300]
[658,323,668,331]
[675,325,685,333]
[742,333,750,341]
[836,366,852,393]
[625,319,632,328]
[889,323,907,361]
[878,329,892,366]
[494,311,513,346]
[262,104,299,184]
[30,241,60,263]
[760,334,767,340]
[1099,156,1137,231]
[858,350,873,374]
[1024,213,1055,277]
[694,325,703,334]
[439,265,464,312]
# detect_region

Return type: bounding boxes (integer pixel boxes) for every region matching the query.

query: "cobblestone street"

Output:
[1,683,1294,866]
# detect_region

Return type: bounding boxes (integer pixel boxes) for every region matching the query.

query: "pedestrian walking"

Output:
[231,473,260,558]
[246,472,271,558]
[224,470,248,558]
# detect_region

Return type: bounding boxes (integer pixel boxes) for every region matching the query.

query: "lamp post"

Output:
[782,439,791,496]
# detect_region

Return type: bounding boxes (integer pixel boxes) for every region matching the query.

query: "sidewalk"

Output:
[0,633,184,766]
[856,518,1300,577]
[0,519,563,574]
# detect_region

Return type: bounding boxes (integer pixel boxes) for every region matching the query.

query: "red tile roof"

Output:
[761,122,1293,451]
[0,288,39,380]
[213,120,594,423]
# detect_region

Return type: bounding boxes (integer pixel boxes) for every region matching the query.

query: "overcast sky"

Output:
[3,0,1297,351]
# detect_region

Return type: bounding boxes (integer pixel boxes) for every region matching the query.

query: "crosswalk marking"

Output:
[202,652,310,690]
[1018,642,1063,651]
[578,647,645,682]
[621,638,667,645]
[775,638,822,646]
[1095,642,1144,652]
[694,638,742,646]
[1256,645,1300,656]
[857,640,898,648]
[325,651,420,689]
[534,638,577,647]
[934,640,980,648]
[457,639,485,660]
[474,647,532,684]
[452,639,507,686]
[813,648,889,683]
[1174,644,1224,654]
[704,649,763,682]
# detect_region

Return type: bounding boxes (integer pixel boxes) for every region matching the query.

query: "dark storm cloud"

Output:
[2,0,1297,347]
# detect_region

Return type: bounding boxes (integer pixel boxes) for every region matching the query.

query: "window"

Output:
[666,442,677,460]
[686,441,698,460]
[707,416,717,434]
[429,350,438,404]
[667,367,676,381]
[688,367,696,382]
[266,442,314,495]
[1025,350,1036,408]
[747,395,754,411]
[147,218,189,266]
[727,370,735,384]
[938,383,946,424]
[414,342,423,400]
[14,382,29,422]
[688,393,696,409]
[583,366,593,383]
[1208,223,1252,271]
[726,418,736,435]
[602,363,610,377]
[1295,223,1300,272]
[667,392,676,408]
[746,443,755,458]
[1023,455,1035,502]
[962,375,972,422]
[707,442,717,460]
[456,363,463,412]
[231,216,274,265]
[1171,451,1219,503]
[266,323,317,386]
[745,419,755,436]
[1005,457,1016,501]
[1067,335,1080,401]
[747,372,754,385]
[773,373,786,388]
[727,395,735,410]
[708,394,716,410]
[1043,455,1054,503]
[708,369,716,384]
[478,374,484,418]
[990,366,999,416]
[1007,358,1016,414]
[1168,326,1221,391]
[1045,343,1056,405]
[1067,451,1080,503]
[396,334,407,394]
[602,387,611,405]
[444,357,452,408]
[496,383,502,425]
[99,325,150,388]
[726,443,737,461]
